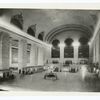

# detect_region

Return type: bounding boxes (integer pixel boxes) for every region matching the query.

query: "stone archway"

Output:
[45,24,92,43]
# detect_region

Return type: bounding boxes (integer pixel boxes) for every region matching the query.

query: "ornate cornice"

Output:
[45,24,92,42]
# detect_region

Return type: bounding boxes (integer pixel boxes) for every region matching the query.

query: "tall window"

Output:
[64,46,74,58]
[64,38,74,58]
[11,40,19,63]
[78,45,89,58]
[27,44,31,63]
[78,37,89,58]
[51,39,60,58]
[51,46,60,58]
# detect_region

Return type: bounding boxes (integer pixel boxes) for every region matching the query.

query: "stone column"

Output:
[96,36,99,62]
[93,43,96,63]
[0,32,10,69]
[35,46,39,66]
[37,47,44,65]
[18,39,27,70]
[30,44,37,66]
[74,46,78,63]
[93,13,100,66]
[42,47,46,64]
[43,47,50,64]
[60,45,64,64]
[89,43,93,63]
[49,46,52,63]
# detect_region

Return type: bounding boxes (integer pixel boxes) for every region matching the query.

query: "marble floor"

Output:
[0,65,100,92]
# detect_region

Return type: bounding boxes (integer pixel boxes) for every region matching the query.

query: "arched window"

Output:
[51,39,60,58]
[38,34,43,41]
[27,24,36,37]
[27,27,35,37]
[78,37,89,58]
[38,31,44,41]
[10,12,23,30]
[64,38,74,58]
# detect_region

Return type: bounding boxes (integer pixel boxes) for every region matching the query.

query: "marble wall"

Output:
[0,32,10,69]
[0,27,50,70]
[91,29,100,65]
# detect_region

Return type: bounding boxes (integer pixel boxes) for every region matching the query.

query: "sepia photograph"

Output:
[0,8,100,93]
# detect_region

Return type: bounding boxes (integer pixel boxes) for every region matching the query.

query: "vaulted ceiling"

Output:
[0,9,99,42]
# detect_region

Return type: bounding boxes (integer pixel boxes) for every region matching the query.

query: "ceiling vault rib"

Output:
[45,24,92,42]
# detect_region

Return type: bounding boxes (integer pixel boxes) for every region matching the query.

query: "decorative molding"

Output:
[0,19,49,48]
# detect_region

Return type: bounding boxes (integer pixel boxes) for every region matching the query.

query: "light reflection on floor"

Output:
[0,65,100,92]
[81,65,88,80]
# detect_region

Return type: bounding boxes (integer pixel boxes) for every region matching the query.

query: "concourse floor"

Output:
[1,65,100,92]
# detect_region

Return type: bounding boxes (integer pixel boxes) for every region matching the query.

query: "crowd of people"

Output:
[88,63,100,77]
